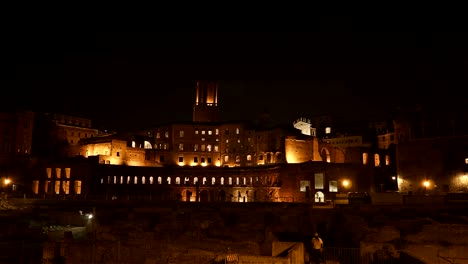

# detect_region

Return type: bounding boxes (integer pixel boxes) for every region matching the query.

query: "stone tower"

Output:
[193,80,220,122]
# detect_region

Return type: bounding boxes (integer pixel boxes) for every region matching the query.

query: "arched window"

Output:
[175,177,180,184]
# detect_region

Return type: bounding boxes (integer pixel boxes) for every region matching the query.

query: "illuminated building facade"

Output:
[23,80,398,202]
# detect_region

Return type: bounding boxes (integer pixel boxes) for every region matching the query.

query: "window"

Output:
[201,145,206,151]
[215,129,219,135]
[156,132,160,138]
[207,145,212,151]
[300,180,310,192]
[159,155,165,162]
[224,156,229,162]
[165,131,169,138]
[194,157,198,163]
[178,156,184,163]
[208,130,212,135]
[195,129,199,135]
[179,144,184,151]
[325,127,331,134]
[247,155,252,161]
[314,173,324,189]
[179,130,184,137]
[374,154,380,167]
[362,153,368,165]
[201,157,205,164]
[385,155,390,166]
[214,145,219,152]
[202,130,206,135]
[236,128,240,134]
[328,181,338,192]
[194,144,198,151]
[207,157,212,164]
[236,155,241,163]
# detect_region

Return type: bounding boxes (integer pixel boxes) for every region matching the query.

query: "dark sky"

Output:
[4,16,467,131]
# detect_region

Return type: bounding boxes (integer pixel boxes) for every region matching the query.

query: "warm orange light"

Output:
[423,180,430,188]
[4,179,11,185]
[342,180,349,187]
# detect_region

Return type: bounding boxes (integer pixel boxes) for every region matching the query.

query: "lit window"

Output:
[194,144,198,151]
[179,130,184,137]
[214,145,219,152]
[207,145,212,151]
[208,130,212,135]
[247,155,252,161]
[300,180,310,192]
[314,173,324,189]
[202,130,206,135]
[165,131,169,138]
[195,129,199,135]
[236,128,240,134]
[328,181,338,192]
[325,127,331,134]
[385,155,390,166]
[374,154,380,167]
[215,129,219,135]
[201,145,206,151]
[465,158,468,164]
[362,153,368,165]
[224,156,229,162]
[237,139,240,143]
[179,144,184,151]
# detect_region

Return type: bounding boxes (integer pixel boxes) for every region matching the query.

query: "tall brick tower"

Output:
[193,80,220,122]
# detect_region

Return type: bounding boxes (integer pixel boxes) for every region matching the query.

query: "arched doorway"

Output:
[200,190,209,202]
[218,190,226,202]
[315,191,325,203]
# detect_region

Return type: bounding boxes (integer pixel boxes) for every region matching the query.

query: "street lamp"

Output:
[423,180,430,194]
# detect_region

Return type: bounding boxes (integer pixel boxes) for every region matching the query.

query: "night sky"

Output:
[4,16,467,132]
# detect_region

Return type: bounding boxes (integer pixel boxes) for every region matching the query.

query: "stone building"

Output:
[21,80,394,203]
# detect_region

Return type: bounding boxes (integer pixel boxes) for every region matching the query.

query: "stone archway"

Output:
[200,190,209,202]
[315,191,325,203]
[218,190,226,202]
[321,148,330,163]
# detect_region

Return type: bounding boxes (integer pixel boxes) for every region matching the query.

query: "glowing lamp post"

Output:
[341,179,351,192]
[423,180,430,193]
